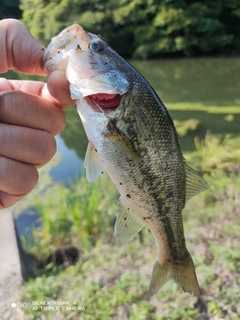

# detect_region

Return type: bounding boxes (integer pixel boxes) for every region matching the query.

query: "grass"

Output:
[21,173,118,261]
[17,130,240,320]
[185,132,240,174]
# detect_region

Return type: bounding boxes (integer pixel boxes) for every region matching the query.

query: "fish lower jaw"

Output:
[86,94,121,112]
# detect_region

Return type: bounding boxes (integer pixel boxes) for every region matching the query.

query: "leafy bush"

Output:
[20,0,240,58]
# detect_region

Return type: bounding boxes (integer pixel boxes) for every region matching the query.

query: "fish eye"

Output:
[89,40,105,53]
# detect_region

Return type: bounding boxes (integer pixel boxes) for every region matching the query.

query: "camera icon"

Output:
[11,302,28,308]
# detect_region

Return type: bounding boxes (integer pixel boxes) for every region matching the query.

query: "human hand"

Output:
[0,19,73,209]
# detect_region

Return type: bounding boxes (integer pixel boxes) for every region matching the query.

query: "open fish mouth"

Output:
[87,93,121,111]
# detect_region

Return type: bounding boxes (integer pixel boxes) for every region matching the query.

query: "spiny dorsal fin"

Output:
[185,163,208,201]
[84,142,105,182]
[114,199,144,243]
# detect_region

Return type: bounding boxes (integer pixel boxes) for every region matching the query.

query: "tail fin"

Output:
[149,253,200,297]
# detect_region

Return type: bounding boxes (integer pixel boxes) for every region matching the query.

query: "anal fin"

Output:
[114,199,144,243]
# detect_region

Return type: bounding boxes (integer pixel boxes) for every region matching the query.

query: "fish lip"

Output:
[85,93,122,112]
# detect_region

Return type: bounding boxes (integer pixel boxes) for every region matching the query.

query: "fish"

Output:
[43,24,208,297]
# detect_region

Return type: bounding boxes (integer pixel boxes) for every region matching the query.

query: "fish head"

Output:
[43,24,130,113]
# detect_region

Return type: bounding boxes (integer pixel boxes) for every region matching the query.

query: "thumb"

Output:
[0,19,46,76]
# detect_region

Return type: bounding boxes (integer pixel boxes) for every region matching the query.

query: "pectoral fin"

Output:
[185,163,208,201]
[114,199,144,243]
[84,142,105,182]
[105,123,139,161]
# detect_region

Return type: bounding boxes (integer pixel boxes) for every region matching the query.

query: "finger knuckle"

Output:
[25,166,39,192]
[0,91,16,122]
[0,157,39,209]
[18,164,39,194]
[38,131,56,163]
[51,107,66,135]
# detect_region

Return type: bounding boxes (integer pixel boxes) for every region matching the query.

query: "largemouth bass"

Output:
[43,24,208,296]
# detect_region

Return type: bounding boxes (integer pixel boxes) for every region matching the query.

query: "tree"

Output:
[20,0,240,58]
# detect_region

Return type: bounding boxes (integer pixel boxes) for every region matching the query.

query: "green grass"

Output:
[21,173,118,261]
[184,132,240,174]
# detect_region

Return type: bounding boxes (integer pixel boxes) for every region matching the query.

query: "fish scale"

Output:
[43,23,208,297]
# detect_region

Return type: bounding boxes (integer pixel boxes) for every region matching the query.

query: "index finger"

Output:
[0,71,74,108]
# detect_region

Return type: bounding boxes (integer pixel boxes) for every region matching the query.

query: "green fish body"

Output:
[43,24,208,296]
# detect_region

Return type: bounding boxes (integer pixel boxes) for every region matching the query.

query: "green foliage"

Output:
[20,0,240,58]
[22,275,61,301]
[185,131,240,174]
[174,118,200,136]
[22,173,118,261]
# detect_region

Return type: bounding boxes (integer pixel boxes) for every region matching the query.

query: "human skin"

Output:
[0,19,73,209]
